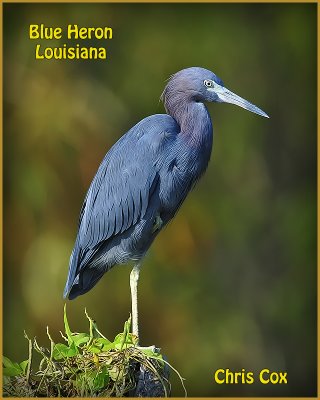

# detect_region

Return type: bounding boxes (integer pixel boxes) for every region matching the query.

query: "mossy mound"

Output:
[3,307,186,397]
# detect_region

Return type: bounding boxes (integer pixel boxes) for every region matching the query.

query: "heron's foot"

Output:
[137,345,160,353]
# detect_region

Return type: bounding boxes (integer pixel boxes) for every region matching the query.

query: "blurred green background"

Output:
[3,3,316,397]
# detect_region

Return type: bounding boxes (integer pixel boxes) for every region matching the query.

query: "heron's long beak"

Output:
[210,85,269,118]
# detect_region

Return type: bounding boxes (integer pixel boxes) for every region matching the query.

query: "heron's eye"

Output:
[204,80,214,88]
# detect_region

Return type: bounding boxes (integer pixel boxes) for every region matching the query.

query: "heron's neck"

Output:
[169,100,213,145]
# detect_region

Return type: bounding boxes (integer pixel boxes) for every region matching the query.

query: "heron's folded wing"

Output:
[64,116,177,296]
[79,139,159,254]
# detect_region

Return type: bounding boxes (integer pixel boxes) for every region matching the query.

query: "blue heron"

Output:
[64,67,268,338]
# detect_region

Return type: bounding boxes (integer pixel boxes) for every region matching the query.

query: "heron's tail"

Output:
[64,240,107,300]
[63,242,81,299]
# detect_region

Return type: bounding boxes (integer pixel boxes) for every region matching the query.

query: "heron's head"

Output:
[162,67,269,118]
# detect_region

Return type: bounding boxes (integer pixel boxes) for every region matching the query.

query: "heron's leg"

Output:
[130,263,141,338]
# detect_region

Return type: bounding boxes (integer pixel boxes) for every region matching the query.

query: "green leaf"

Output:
[63,304,74,345]
[87,337,114,353]
[52,342,78,360]
[68,341,78,356]
[53,343,69,360]
[2,357,23,377]
[3,356,22,370]
[101,342,115,352]
[75,369,109,392]
[93,367,109,390]
[3,356,14,368]
[3,364,23,377]
[113,333,135,350]
[72,333,90,347]
[19,360,29,374]
[87,345,102,354]
[94,338,114,351]
[117,316,132,350]
[93,373,105,390]
[94,337,111,346]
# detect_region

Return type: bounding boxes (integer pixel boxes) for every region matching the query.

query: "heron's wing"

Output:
[79,146,158,249]
[64,114,178,296]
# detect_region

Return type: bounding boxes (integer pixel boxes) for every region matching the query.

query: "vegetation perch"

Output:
[3,307,186,397]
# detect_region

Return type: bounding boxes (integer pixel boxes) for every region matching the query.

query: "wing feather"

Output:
[64,114,179,297]
[64,114,178,298]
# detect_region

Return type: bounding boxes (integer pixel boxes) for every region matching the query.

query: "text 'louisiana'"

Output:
[35,44,107,60]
